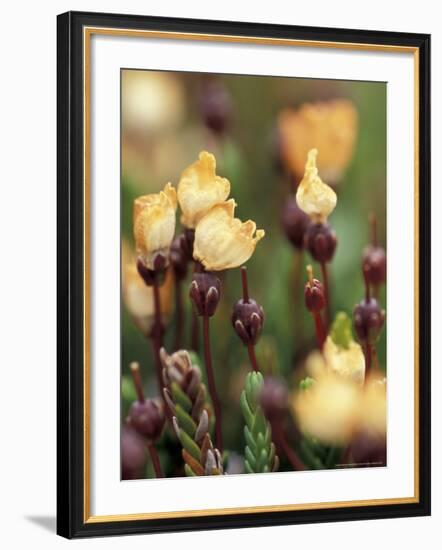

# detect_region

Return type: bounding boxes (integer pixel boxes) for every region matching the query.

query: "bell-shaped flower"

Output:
[193,199,265,271]
[177,151,230,229]
[133,182,177,270]
[296,149,337,223]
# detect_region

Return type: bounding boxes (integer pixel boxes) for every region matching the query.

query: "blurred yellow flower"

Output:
[278,99,358,181]
[133,183,177,270]
[294,373,360,446]
[293,373,386,446]
[359,377,387,437]
[323,336,365,386]
[122,263,173,335]
[193,199,265,271]
[122,71,185,134]
[177,151,231,229]
[296,149,337,223]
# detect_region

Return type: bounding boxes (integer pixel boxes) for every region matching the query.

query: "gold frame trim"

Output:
[82,27,420,524]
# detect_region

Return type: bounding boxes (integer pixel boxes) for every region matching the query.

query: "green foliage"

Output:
[329,312,353,349]
[240,372,279,473]
[299,377,315,391]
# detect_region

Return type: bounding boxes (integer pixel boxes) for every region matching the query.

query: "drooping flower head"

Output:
[296,149,337,224]
[133,182,177,270]
[177,151,230,229]
[278,99,358,182]
[193,199,265,271]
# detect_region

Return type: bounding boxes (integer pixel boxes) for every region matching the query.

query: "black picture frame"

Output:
[57,10,431,539]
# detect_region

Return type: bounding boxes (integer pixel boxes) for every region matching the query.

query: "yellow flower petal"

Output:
[122,263,173,334]
[177,151,231,228]
[296,149,337,223]
[323,336,365,385]
[278,99,358,181]
[193,199,265,270]
[133,183,177,269]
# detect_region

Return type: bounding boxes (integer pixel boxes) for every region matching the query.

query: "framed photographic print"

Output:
[57,11,431,538]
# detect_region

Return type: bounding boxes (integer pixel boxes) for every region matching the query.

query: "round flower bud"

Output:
[281,197,310,250]
[200,80,232,136]
[170,234,189,281]
[304,222,337,263]
[304,277,326,312]
[353,298,385,344]
[189,272,221,317]
[260,377,289,424]
[121,425,146,480]
[231,298,264,346]
[362,244,386,287]
[128,398,165,443]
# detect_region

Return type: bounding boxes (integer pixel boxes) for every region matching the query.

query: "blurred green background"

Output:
[121,69,386,477]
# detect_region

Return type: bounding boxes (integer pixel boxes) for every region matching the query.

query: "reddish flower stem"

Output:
[320,261,331,328]
[273,425,305,471]
[241,266,249,302]
[147,443,164,478]
[151,277,165,396]
[130,362,145,403]
[202,315,223,452]
[174,279,184,351]
[364,342,373,382]
[312,311,326,351]
[247,344,259,373]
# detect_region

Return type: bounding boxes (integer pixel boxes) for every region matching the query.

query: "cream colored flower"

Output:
[359,377,387,437]
[133,183,177,270]
[294,373,360,446]
[193,199,265,271]
[278,99,358,181]
[296,149,337,223]
[123,263,173,335]
[323,336,365,386]
[177,151,231,229]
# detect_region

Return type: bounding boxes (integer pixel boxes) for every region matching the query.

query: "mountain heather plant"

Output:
[121,96,387,479]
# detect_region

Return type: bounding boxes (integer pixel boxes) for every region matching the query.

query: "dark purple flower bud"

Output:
[189,272,221,317]
[231,298,264,346]
[128,398,165,443]
[183,228,195,260]
[137,253,167,286]
[260,377,289,424]
[362,245,386,287]
[304,278,326,312]
[281,197,310,250]
[353,298,385,344]
[200,80,232,136]
[121,425,146,480]
[304,222,337,263]
[170,235,189,281]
